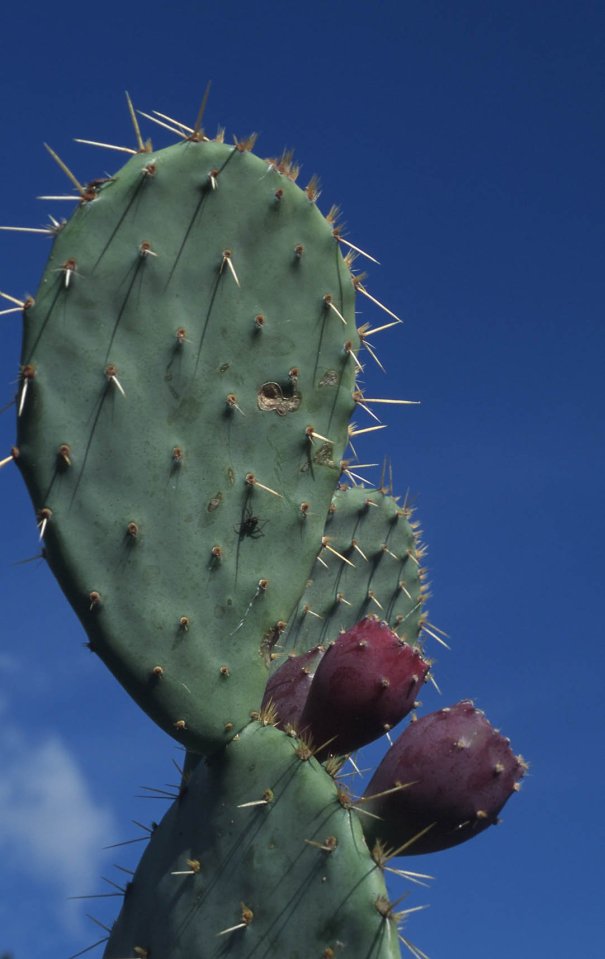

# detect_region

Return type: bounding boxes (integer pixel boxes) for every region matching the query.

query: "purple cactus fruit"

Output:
[362,700,527,855]
[261,645,325,731]
[299,617,430,757]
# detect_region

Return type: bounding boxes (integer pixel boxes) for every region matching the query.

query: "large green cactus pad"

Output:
[16,139,359,753]
[104,721,401,958]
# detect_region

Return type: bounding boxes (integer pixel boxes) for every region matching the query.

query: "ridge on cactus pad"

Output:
[14,135,360,754]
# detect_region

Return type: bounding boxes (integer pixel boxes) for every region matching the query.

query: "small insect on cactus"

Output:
[1,89,526,959]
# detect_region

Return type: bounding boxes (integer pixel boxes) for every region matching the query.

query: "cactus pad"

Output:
[15,138,360,753]
[103,720,401,958]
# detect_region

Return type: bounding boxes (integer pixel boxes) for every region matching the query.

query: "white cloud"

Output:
[0,726,116,934]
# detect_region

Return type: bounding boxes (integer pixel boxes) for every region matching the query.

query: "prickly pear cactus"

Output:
[13,132,360,754]
[2,94,526,959]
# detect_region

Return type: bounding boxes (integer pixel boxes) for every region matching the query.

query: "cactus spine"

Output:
[1,93,526,958]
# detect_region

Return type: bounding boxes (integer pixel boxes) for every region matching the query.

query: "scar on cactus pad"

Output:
[1,90,526,959]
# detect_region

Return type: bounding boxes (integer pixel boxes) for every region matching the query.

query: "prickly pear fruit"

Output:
[362,700,527,855]
[260,644,325,731]
[299,617,430,756]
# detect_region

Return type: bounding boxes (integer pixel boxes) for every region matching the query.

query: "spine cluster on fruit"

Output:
[1,92,526,959]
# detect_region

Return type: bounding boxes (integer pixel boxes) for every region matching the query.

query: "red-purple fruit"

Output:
[298,617,430,756]
[260,645,325,731]
[362,700,527,855]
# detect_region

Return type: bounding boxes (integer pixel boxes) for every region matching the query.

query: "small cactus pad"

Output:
[260,643,325,731]
[278,485,428,655]
[15,138,360,753]
[299,617,430,757]
[361,701,527,855]
[103,721,401,958]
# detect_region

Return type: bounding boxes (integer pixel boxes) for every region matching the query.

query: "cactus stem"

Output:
[74,138,138,155]
[353,280,402,323]
[333,233,380,265]
[323,294,347,325]
[125,91,145,152]
[321,537,355,568]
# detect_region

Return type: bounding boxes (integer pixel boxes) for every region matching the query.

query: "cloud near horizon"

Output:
[0,723,116,935]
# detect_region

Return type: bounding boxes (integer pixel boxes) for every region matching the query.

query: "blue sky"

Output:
[0,2,603,957]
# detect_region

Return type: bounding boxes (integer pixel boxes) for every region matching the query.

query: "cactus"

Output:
[12,132,359,754]
[104,720,401,958]
[1,94,526,959]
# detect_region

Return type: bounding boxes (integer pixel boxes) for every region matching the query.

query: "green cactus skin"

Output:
[15,138,360,754]
[278,485,428,658]
[103,720,401,959]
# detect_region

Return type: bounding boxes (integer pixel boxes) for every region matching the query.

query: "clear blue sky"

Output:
[1,2,603,957]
